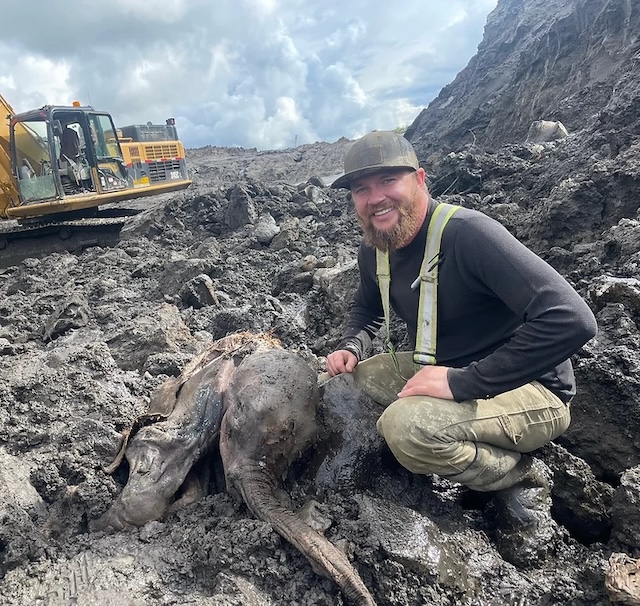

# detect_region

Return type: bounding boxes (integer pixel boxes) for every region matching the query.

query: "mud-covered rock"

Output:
[611,466,640,548]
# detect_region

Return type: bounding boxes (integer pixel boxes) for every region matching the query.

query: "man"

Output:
[325,130,597,567]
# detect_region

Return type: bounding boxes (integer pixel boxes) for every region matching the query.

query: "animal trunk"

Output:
[233,465,377,606]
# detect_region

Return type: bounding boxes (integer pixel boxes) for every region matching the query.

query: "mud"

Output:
[0,128,636,605]
[1,0,640,601]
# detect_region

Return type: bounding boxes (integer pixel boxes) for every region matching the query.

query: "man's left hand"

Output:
[397,365,454,400]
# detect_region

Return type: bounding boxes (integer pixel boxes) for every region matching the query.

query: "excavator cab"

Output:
[12,107,131,208]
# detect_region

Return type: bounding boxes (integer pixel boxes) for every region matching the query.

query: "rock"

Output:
[541,442,614,542]
[225,184,257,230]
[42,293,90,341]
[158,258,214,297]
[254,212,280,244]
[179,274,219,309]
[526,120,569,143]
[611,466,640,548]
[106,303,196,370]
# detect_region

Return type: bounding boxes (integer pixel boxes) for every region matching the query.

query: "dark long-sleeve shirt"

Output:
[339,199,598,403]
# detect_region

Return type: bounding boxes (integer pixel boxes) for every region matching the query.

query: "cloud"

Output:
[0,0,498,149]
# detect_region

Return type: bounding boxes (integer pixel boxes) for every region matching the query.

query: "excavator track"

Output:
[0,215,129,269]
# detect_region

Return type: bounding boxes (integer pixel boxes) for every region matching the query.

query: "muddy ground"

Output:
[0,131,639,606]
[4,0,640,603]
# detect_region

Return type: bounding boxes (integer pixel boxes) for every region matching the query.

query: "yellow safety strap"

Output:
[375,246,410,379]
[376,202,460,371]
[414,203,460,364]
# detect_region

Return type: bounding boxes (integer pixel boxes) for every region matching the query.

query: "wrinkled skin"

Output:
[94,339,376,606]
[92,354,236,531]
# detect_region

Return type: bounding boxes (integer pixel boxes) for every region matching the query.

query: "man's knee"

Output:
[377,397,419,441]
[377,397,459,475]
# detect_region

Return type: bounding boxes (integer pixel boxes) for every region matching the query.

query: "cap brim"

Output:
[331,168,386,189]
[330,166,416,190]
[330,173,352,189]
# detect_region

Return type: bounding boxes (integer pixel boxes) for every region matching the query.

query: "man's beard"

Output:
[357,191,422,252]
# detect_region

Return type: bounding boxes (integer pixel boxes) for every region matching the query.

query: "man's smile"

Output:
[372,206,394,217]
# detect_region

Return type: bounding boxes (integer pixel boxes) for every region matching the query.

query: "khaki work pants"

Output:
[352,353,571,491]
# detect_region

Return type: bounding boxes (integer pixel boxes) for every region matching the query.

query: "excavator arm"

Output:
[0,94,20,218]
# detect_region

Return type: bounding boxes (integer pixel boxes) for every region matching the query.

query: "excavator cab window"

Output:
[60,126,81,162]
[52,119,63,138]
[87,113,128,191]
[12,119,57,203]
[54,116,92,194]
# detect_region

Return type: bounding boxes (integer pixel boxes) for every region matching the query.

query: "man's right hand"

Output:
[326,350,358,376]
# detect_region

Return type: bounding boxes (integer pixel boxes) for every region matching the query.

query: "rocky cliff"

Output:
[407,0,639,153]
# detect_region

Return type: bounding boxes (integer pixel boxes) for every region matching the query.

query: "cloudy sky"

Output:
[1,0,497,150]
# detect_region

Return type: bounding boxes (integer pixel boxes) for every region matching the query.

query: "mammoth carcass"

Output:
[93,333,376,606]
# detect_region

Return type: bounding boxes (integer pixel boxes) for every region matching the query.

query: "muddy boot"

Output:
[492,456,559,568]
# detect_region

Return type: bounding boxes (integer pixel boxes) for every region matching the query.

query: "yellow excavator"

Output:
[0,93,192,260]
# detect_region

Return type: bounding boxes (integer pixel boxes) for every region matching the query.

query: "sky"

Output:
[0,0,498,150]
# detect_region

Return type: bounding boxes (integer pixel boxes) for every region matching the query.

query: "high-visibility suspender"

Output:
[376,203,460,367]
[414,203,460,364]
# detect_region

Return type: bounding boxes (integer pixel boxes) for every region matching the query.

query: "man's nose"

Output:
[368,185,387,204]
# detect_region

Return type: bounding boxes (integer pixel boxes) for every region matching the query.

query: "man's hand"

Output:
[326,350,358,376]
[397,365,454,400]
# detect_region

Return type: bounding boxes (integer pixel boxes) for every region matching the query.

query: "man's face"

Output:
[350,168,427,251]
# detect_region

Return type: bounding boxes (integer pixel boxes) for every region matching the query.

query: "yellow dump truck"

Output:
[1,93,191,222]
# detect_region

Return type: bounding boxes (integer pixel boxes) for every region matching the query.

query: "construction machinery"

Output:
[0,93,192,263]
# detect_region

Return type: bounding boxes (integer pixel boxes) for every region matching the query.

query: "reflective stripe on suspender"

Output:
[414,203,460,364]
[375,248,392,341]
[376,203,461,368]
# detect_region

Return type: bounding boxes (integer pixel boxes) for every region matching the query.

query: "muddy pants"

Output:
[352,353,571,492]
